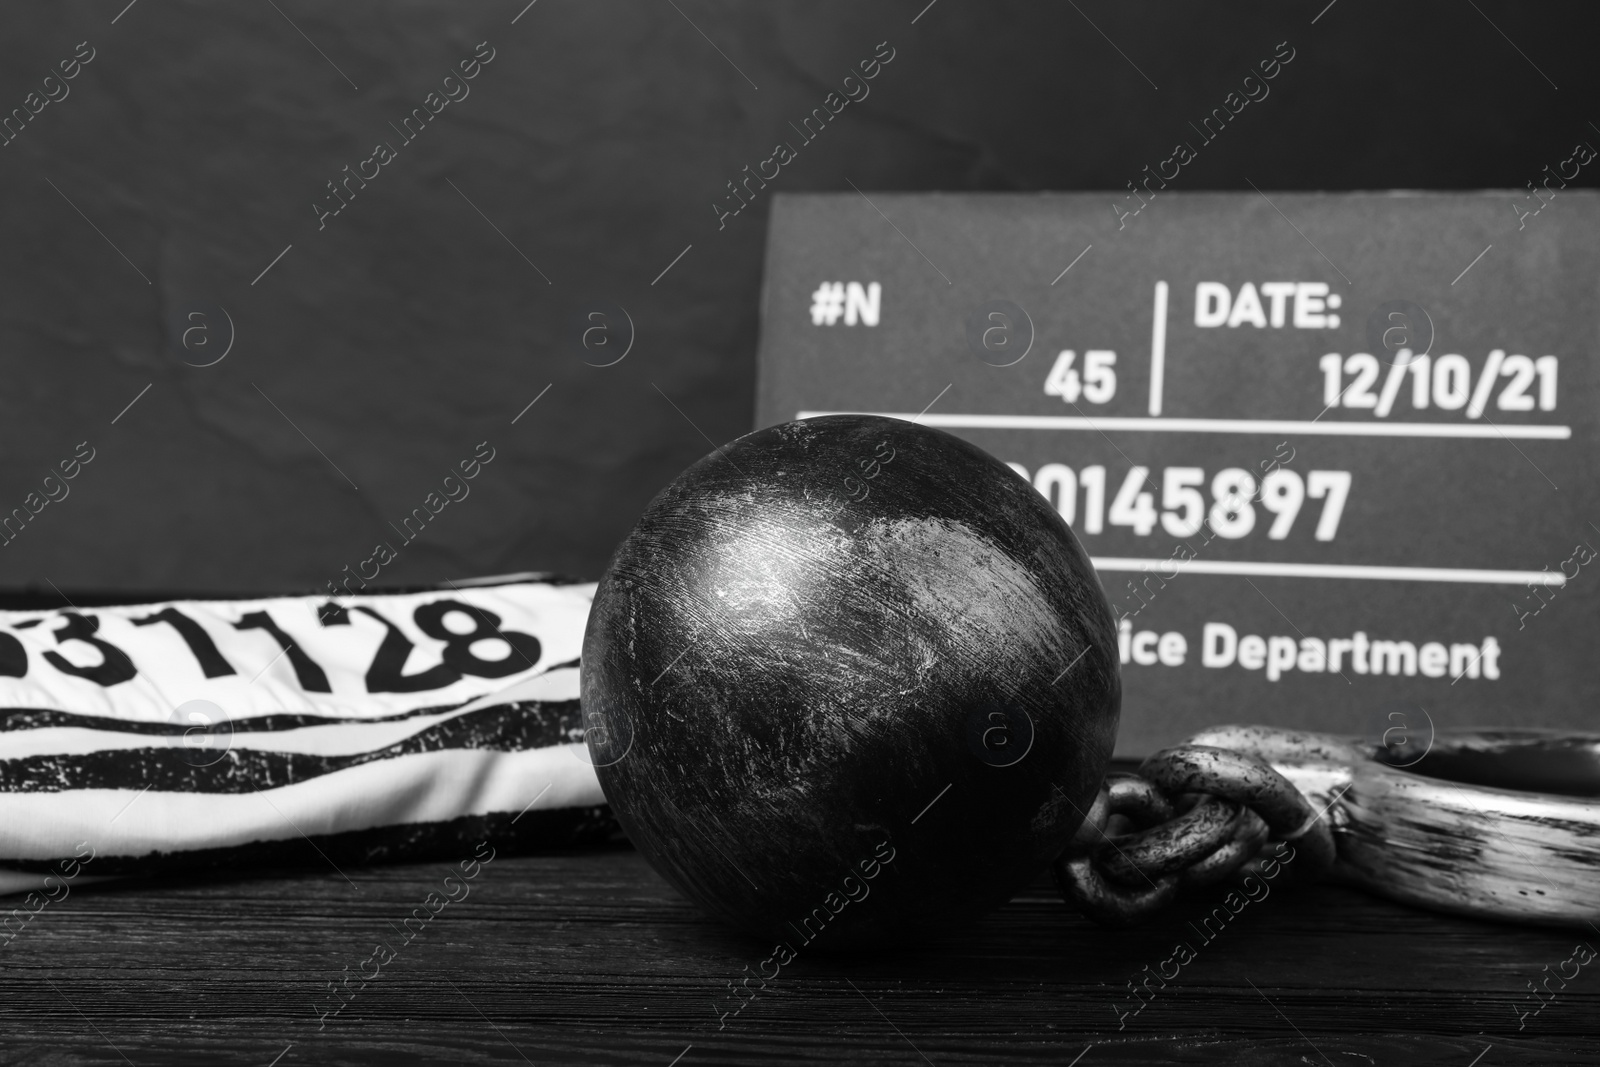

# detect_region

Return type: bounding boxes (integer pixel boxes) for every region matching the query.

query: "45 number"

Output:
[1044,349,1116,404]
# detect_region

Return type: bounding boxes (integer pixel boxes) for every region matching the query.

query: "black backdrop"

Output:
[1,0,1594,594]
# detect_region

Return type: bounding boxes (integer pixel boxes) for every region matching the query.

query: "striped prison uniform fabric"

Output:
[0,575,611,897]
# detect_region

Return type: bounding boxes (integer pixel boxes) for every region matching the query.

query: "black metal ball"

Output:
[581,415,1119,949]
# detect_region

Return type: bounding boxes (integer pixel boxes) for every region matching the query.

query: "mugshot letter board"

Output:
[753,191,1599,757]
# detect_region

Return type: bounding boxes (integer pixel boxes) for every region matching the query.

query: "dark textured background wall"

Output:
[1,0,1594,594]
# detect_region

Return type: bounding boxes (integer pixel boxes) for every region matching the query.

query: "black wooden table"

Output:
[2,840,1595,1065]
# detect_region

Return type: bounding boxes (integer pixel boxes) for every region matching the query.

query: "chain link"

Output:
[1055,744,1337,926]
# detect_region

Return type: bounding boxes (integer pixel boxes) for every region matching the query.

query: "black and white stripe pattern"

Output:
[0,577,609,894]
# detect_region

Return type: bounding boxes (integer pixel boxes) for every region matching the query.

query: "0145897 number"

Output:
[1004,463,1351,542]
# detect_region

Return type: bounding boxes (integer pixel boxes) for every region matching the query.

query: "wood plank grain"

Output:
[2,844,1596,1064]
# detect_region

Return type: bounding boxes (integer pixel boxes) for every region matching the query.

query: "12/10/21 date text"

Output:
[1320,350,1556,418]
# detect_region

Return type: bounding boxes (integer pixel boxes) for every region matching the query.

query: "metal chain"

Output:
[1055,744,1338,925]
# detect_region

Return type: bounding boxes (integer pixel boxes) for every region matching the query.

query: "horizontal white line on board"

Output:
[795,411,1573,440]
[1090,557,1565,586]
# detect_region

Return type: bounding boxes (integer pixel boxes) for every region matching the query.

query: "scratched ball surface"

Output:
[581,415,1119,949]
